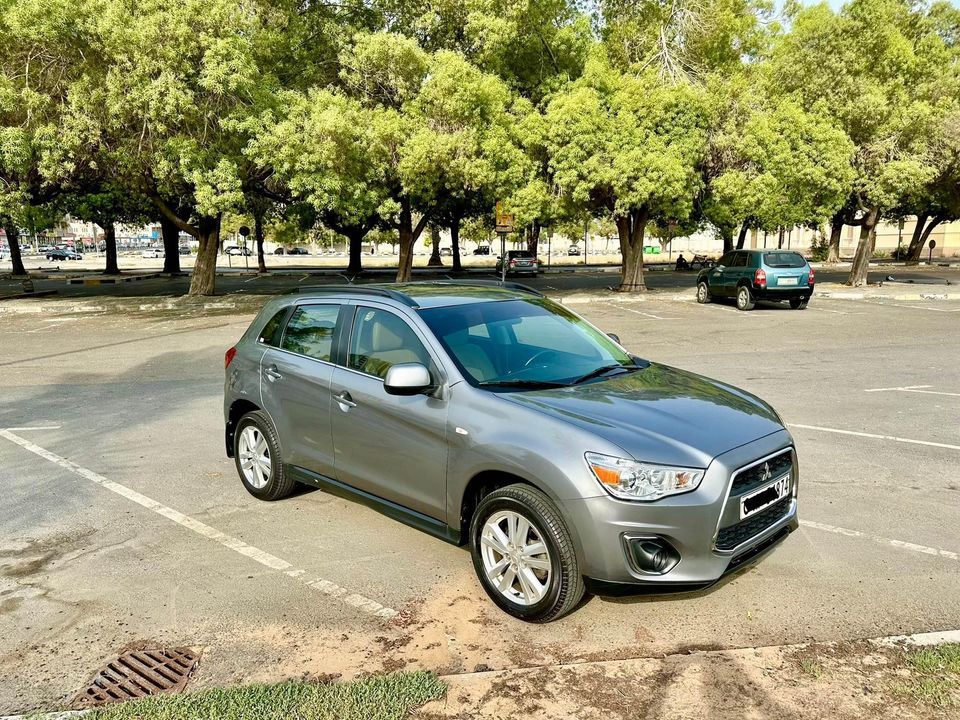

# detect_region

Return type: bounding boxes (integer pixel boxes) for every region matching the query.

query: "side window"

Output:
[258,308,289,346]
[732,252,748,268]
[348,307,431,379]
[718,252,735,267]
[280,305,341,361]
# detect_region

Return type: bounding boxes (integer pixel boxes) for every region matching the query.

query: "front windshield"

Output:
[419,298,636,388]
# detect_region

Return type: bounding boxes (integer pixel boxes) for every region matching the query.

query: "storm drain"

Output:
[74,648,200,707]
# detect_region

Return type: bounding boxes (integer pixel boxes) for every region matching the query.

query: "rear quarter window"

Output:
[257,308,289,346]
[763,252,807,268]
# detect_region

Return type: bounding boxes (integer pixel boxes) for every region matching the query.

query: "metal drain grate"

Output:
[75,648,199,707]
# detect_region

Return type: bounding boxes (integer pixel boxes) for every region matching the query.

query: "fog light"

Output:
[624,535,680,575]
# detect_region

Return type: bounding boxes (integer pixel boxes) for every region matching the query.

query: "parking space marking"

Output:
[801,520,959,562]
[788,423,960,451]
[882,302,960,313]
[2,425,62,431]
[621,307,676,321]
[864,385,960,398]
[0,429,397,620]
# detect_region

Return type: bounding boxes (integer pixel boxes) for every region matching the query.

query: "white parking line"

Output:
[621,307,676,321]
[788,423,960,451]
[864,385,960,397]
[885,302,960,313]
[2,425,62,431]
[0,429,397,620]
[801,520,959,562]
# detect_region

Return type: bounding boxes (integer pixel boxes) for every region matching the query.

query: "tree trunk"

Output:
[777,226,785,249]
[906,214,943,264]
[395,201,430,283]
[827,212,844,263]
[188,218,221,296]
[428,225,443,266]
[345,231,364,275]
[526,222,541,257]
[2,218,27,276]
[846,207,880,287]
[103,223,119,274]
[722,226,734,255]
[254,212,267,274]
[159,215,182,273]
[735,222,749,250]
[616,207,649,292]
[450,215,462,272]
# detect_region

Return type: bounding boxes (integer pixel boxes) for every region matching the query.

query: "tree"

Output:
[769,0,949,286]
[60,186,151,274]
[546,52,709,291]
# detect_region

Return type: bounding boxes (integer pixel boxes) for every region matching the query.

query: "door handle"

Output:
[335,391,357,409]
[264,364,283,382]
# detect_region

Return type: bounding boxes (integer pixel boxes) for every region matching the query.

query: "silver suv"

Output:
[224,282,798,621]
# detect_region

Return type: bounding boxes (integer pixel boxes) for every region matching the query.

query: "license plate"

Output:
[778,276,799,286]
[740,475,791,519]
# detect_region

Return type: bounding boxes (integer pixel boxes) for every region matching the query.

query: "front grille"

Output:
[730,450,792,496]
[715,497,792,551]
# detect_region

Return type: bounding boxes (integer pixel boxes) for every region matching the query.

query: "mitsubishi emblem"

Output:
[761,462,772,482]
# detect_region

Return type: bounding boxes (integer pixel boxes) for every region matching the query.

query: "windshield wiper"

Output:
[572,363,640,385]
[477,379,569,389]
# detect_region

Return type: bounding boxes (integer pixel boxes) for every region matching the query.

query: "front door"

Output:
[330,305,449,520]
[259,302,342,477]
[711,251,737,296]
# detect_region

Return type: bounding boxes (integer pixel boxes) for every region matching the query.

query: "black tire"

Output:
[736,284,756,311]
[696,281,711,304]
[233,410,295,501]
[789,298,808,310]
[470,484,585,622]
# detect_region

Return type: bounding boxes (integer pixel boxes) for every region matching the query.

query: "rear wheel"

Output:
[736,285,756,311]
[696,281,711,304]
[789,297,808,310]
[233,410,294,501]
[470,484,584,622]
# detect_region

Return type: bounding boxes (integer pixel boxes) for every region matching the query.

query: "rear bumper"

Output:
[566,430,798,587]
[754,283,814,301]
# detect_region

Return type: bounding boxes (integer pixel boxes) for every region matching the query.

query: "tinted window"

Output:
[258,309,289,346]
[763,252,806,268]
[348,308,432,379]
[718,252,736,267]
[732,252,748,267]
[510,250,534,258]
[280,305,340,361]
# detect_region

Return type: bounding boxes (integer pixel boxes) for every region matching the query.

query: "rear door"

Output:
[330,304,449,520]
[259,302,343,478]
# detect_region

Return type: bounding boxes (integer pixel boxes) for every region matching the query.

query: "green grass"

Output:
[85,671,446,720]
[798,657,824,679]
[892,643,960,709]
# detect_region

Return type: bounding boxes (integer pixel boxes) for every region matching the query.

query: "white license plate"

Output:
[740,475,791,519]
[778,276,799,286]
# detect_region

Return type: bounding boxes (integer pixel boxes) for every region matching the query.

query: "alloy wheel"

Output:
[480,510,552,606]
[238,425,271,489]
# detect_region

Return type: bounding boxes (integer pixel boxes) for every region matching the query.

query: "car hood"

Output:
[502,362,784,468]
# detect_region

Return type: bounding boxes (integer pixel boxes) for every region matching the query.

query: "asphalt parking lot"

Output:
[1,289,958,714]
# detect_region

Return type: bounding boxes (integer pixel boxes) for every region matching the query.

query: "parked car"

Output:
[288,247,309,256]
[495,250,539,277]
[473,246,491,256]
[46,248,83,260]
[439,247,452,257]
[568,245,581,256]
[697,249,815,311]
[141,247,164,258]
[225,245,253,256]
[179,246,192,255]
[224,282,798,621]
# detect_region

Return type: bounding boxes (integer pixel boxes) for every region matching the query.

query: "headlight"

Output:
[585,452,704,501]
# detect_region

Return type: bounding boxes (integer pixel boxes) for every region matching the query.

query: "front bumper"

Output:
[565,430,798,587]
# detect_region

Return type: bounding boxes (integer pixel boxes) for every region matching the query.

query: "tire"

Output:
[789,298,808,310]
[233,410,295,501]
[470,484,585,622]
[696,281,711,304]
[736,284,756,311]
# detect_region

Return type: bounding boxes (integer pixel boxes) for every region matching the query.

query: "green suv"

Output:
[696,249,815,311]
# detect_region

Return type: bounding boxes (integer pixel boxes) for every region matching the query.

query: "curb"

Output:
[65,273,161,286]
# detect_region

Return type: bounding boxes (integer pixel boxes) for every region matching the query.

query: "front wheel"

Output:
[470,484,585,622]
[789,298,808,310]
[696,281,711,304]
[736,285,756,311]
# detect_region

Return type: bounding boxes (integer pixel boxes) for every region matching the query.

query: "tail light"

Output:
[754,268,767,288]
[509,259,517,267]
[225,346,238,369]
[808,268,815,284]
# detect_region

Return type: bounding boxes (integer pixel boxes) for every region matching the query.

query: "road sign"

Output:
[495,202,514,234]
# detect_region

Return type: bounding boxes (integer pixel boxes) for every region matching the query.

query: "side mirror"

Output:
[607,333,621,344]
[384,363,433,396]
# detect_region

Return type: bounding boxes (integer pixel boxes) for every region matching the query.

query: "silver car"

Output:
[224,282,798,621]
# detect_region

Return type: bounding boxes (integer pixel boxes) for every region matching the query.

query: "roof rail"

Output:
[406,279,544,297]
[296,285,419,307]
